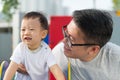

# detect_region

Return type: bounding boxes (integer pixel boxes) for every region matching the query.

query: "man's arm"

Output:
[17,63,28,74]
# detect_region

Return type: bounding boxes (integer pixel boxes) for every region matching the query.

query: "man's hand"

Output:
[17,63,28,75]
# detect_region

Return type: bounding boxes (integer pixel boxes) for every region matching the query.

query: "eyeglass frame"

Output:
[62,25,99,47]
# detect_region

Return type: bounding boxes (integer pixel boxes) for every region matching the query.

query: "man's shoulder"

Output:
[105,42,120,51]
[53,42,64,49]
[102,42,120,59]
[52,42,64,53]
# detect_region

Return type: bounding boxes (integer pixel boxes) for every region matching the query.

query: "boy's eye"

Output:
[21,29,25,31]
[30,29,34,30]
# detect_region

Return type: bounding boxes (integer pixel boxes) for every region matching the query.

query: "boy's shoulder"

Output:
[41,41,51,51]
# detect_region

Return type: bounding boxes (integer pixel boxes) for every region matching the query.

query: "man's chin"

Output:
[64,51,71,57]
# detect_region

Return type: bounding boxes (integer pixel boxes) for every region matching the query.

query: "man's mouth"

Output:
[64,46,71,51]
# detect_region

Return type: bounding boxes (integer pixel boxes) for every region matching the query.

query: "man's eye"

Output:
[69,36,74,42]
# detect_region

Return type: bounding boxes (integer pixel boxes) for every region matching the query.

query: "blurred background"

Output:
[0,0,120,63]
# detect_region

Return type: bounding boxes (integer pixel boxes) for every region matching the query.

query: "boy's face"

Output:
[20,18,47,50]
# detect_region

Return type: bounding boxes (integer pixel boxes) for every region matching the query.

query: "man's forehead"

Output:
[67,20,85,39]
[67,20,78,32]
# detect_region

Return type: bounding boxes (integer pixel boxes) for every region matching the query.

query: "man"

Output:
[18,9,120,80]
[52,9,120,80]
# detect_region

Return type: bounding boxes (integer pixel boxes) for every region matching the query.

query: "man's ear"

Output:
[88,45,100,55]
[41,30,48,39]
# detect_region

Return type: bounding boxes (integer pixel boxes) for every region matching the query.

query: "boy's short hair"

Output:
[23,12,48,30]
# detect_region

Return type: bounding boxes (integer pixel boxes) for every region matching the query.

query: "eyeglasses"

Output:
[62,25,99,48]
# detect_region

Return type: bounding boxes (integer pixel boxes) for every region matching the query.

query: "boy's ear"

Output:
[41,30,48,39]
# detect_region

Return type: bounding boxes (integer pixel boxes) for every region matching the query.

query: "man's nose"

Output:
[63,38,68,45]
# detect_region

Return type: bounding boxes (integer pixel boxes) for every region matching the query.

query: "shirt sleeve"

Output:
[10,43,23,64]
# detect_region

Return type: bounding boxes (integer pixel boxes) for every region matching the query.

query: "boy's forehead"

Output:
[23,17,39,21]
[21,18,41,27]
[22,18,40,24]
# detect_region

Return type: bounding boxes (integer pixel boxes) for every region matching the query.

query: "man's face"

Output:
[63,20,91,61]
